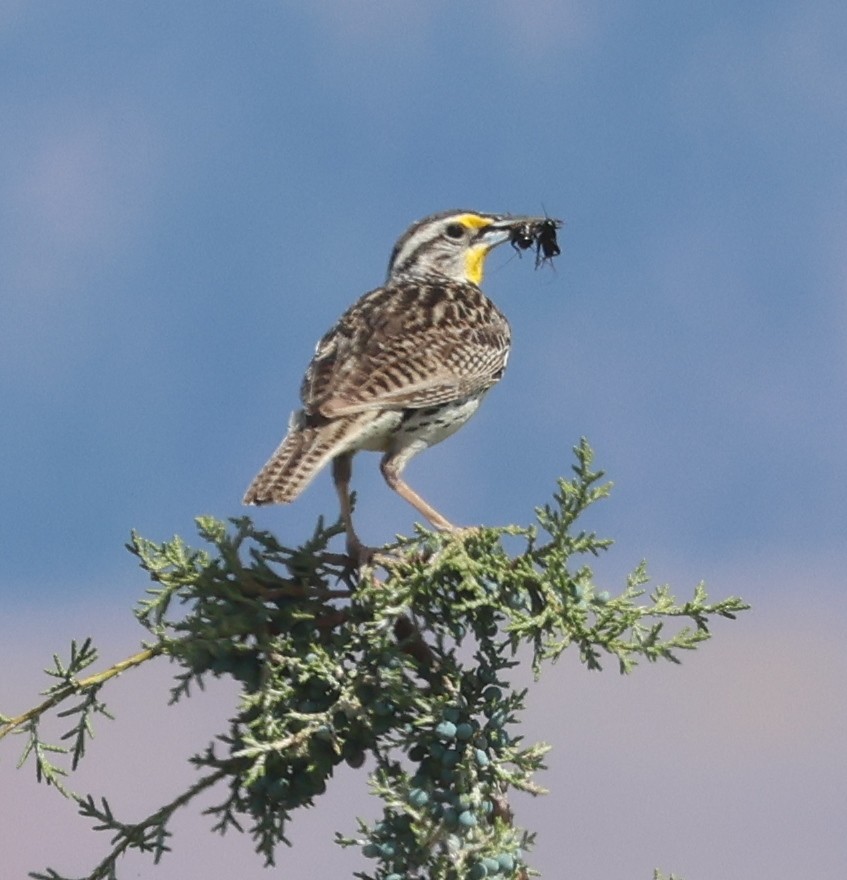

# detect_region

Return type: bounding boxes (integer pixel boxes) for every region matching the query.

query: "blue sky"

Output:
[2,3,845,878]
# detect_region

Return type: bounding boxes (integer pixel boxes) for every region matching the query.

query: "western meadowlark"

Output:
[243,209,561,560]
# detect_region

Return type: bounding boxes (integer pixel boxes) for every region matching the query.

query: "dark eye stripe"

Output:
[394,238,434,275]
[390,222,453,277]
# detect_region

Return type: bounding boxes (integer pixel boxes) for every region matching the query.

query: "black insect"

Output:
[509,218,562,268]
[533,218,561,267]
[510,223,535,253]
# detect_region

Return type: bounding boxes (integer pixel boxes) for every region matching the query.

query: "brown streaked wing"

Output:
[300,281,510,417]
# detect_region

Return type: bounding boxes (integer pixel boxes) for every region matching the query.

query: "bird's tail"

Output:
[242,412,366,505]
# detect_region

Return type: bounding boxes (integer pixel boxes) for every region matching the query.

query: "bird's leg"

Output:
[332,454,366,560]
[380,453,457,532]
[332,453,389,567]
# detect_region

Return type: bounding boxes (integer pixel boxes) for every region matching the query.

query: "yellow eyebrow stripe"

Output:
[455,213,492,230]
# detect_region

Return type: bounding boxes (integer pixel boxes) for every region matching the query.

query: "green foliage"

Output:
[1,441,748,879]
[2,638,115,800]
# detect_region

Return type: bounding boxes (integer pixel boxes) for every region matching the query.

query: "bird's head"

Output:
[386,210,560,286]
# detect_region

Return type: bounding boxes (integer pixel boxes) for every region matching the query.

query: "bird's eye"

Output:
[444,222,465,240]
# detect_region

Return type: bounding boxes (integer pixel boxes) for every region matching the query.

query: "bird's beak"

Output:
[478,214,560,248]
[476,216,529,249]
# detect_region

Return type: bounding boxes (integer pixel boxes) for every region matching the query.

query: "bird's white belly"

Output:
[395,395,484,448]
[350,393,487,458]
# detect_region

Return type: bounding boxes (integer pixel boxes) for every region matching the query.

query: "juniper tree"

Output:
[0,441,747,880]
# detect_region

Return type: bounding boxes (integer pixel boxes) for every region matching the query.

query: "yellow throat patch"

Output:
[465,244,490,286]
[457,215,494,285]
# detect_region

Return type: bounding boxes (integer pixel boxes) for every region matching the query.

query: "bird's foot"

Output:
[344,526,485,570]
[345,536,397,570]
[447,525,482,540]
[394,523,483,565]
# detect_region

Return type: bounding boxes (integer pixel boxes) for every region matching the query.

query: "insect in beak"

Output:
[509,218,563,268]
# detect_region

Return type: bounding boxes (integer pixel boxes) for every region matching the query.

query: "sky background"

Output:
[2,2,845,877]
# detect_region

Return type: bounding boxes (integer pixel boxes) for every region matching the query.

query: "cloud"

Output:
[489,0,619,61]
[301,0,616,66]
[0,103,163,385]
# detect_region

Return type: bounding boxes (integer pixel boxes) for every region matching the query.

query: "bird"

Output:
[243,209,560,561]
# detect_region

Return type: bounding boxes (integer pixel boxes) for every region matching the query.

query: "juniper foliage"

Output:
[1,441,748,880]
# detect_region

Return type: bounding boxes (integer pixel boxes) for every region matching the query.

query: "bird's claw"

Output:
[345,537,398,570]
